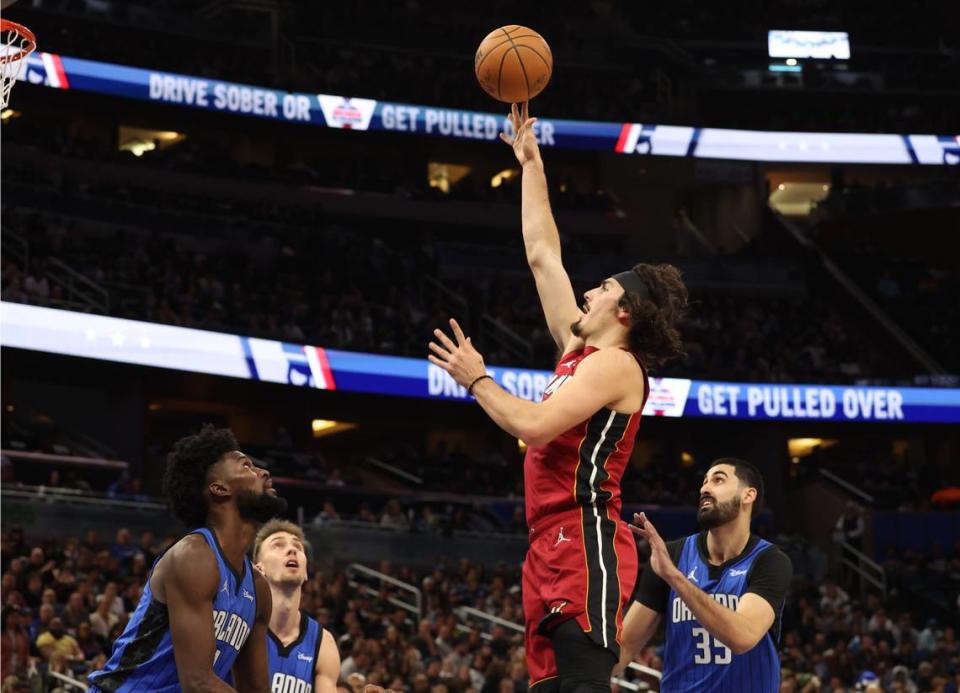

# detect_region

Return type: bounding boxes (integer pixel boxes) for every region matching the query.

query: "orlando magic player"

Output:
[618,459,792,692]
[252,520,340,693]
[88,426,287,692]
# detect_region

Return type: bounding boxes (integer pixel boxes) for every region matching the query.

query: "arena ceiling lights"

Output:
[310,419,358,438]
[427,162,471,194]
[769,182,830,216]
[118,126,185,158]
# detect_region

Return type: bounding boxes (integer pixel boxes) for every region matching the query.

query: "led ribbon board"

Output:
[3,303,959,423]
[15,52,959,165]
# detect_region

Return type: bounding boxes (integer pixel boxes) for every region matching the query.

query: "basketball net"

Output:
[1,19,36,111]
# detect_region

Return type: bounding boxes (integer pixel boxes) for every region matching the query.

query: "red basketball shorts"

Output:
[522,510,639,689]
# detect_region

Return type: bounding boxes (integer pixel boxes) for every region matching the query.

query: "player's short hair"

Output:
[713,457,764,517]
[162,425,238,528]
[253,518,309,562]
[617,263,688,369]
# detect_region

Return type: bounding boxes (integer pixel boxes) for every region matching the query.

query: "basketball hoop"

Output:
[1,19,36,110]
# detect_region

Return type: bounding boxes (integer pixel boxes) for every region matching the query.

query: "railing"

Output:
[839,541,887,598]
[1,226,30,268]
[612,678,643,692]
[2,449,129,471]
[614,661,665,691]
[48,670,88,691]
[345,563,423,622]
[774,209,944,375]
[45,257,110,313]
[1,484,167,511]
[422,275,469,318]
[455,606,524,634]
[676,208,718,255]
[364,456,424,486]
[819,468,875,505]
[452,605,524,642]
[480,313,534,364]
[103,279,153,316]
[455,606,662,689]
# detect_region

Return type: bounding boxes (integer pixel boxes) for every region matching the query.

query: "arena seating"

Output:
[1,118,921,384]
[11,0,957,131]
[2,524,957,692]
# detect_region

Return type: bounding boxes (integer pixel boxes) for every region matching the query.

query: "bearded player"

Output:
[88,425,287,692]
[428,103,688,693]
[618,459,792,692]
[252,519,340,693]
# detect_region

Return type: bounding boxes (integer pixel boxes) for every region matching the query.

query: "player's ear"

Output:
[253,561,265,576]
[206,458,233,499]
[742,486,757,508]
[208,479,230,499]
[615,295,631,323]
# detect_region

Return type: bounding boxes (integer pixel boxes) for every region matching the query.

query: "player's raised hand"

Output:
[630,512,678,580]
[499,101,540,166]
[428,318,488,390]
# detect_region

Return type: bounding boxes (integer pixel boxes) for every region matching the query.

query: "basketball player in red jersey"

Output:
[429,102,688,692]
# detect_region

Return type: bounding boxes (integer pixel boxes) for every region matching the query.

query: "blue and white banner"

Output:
[14,52,959,165]
[686,381,935,422]
[3,303,959,423]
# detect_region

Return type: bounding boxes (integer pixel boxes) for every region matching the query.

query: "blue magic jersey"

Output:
[661,534,781,693]
[88,528,258,693]
[267,611,323,693]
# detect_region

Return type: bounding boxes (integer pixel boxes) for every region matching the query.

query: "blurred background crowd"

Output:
[2,0,958,691]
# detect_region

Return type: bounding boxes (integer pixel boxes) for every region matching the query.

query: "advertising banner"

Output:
[15,52,959,165]
[4,303,958,423]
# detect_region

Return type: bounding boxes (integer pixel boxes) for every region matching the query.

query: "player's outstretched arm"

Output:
[614,601,662,675]
[501,102,582,352]
[429,321,639,445]
[161,536,238,693]
[313,629,341,693]
[233,572,272,693]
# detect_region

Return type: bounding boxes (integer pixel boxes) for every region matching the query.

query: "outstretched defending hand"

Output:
[428,318,488,391]
[499,101,540,166]
[630,512,679,581]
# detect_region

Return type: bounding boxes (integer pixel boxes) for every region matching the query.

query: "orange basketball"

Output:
[474,26,553,103]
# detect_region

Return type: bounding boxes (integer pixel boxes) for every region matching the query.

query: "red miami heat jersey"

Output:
[523,346,649,534]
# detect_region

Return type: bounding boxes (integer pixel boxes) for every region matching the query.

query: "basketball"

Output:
[475,26,552,103]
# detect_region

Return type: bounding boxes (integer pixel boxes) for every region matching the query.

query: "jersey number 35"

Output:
[692,627,732,665]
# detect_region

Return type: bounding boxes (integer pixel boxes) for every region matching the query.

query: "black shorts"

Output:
[529,620,617,693]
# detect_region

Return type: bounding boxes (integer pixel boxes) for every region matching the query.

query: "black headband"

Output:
[611,270,652,302]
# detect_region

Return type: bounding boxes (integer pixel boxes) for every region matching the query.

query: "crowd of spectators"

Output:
[1,527,162,691]
[0,198,915,384]
[303,491,526,537]
[1,204,446,363]
[2,524,958,693]
[796,450,955,513]
[838,249,957,376]
[815,181,960,220]
[1,111,621,213]
[810,178,960,374]
[0,85,940,384]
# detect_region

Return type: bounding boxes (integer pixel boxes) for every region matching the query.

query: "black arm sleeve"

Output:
[745,547,793,612]
[631,538,685,614]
